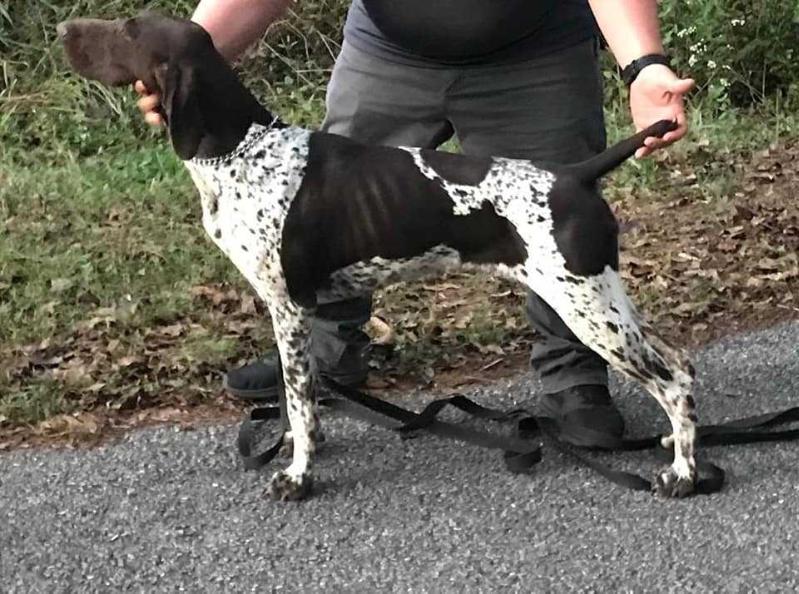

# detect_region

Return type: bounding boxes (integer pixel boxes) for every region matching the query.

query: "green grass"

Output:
[179,332,239,366]
[0,380,75,425]
[0,139,236,345]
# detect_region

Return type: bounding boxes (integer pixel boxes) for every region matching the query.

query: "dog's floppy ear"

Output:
[155,61,203,160]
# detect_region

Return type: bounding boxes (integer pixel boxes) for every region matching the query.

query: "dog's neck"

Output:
[188,55,282,160]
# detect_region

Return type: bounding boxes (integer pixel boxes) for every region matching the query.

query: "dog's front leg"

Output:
[265,299,316,501]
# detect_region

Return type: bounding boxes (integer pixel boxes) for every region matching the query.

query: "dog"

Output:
[59,13,698,501]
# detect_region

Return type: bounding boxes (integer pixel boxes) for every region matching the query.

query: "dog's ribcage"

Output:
[183,123,555,288]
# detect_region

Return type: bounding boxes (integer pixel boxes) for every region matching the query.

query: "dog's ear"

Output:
[155,61,203,160]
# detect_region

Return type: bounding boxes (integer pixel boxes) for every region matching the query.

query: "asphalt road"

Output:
[3,322,799,592]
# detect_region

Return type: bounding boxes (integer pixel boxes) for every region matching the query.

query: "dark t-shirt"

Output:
[344,0,597,66]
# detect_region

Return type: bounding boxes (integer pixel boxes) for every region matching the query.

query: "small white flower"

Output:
[707,60,717,69]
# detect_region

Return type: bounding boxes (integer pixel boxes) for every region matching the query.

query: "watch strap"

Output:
[620,54,671,86]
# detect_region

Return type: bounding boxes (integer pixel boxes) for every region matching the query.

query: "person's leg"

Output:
[309,42,458,385]
[225,42,457,398]
[321,42,456,146]
[449,39,623,442]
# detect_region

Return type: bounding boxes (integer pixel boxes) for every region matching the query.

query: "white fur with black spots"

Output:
[184,122,698,501]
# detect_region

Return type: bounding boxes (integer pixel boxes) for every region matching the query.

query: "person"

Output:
[136,0,694,445]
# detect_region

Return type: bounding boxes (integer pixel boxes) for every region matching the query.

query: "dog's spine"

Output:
[565,119,678,183]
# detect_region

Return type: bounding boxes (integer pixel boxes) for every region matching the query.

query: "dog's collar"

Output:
[188,116,280,166]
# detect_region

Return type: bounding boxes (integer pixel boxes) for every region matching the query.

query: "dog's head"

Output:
[58,14,215,159]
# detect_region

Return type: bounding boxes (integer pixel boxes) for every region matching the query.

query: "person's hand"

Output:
[629,64,695,158]
[134,80,164,127]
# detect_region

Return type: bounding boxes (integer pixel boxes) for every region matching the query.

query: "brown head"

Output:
[58,13,274,160]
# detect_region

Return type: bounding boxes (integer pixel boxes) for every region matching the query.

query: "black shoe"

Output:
[538,384,625,449]
[223,356,281,402]
[223,354,369,402]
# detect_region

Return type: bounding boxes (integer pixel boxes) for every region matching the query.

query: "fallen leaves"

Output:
[371,274,533,386]
[0,283,271,434]
[617,138,799,343]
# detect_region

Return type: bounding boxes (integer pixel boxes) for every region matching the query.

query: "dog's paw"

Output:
[267,470,313,502]
[653,466,696,498]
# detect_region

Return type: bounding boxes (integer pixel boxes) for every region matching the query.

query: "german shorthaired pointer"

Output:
[59,14,698,501]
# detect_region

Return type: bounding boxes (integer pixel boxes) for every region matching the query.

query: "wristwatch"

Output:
[620,54,671,86]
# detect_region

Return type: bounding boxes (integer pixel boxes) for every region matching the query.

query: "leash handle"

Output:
[237,406,284,470]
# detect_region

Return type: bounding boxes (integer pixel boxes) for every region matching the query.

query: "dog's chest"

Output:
[183,125,310,284]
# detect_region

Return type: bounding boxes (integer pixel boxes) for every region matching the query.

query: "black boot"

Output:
[223,355,282,401]
[538,384,625,448]
[223,351,369,401]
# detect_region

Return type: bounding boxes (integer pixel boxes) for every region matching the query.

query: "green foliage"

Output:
[659,0,799,109]
[239,0,348,126]
[0,380,75,425]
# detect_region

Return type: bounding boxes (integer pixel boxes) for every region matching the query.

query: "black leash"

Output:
[237,374,799,496]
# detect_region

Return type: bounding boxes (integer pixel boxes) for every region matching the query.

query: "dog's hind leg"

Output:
[262,297,317,501]
[526,266,698,497]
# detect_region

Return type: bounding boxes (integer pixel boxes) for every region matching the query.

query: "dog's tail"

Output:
[564,119,678,183]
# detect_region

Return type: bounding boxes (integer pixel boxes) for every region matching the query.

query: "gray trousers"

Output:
[313,39,610,393]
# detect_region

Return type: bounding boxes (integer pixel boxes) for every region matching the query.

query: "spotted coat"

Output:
[184,122,698,500]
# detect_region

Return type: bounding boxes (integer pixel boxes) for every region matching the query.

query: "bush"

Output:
[660,0,799,109]
[240,0,349,125]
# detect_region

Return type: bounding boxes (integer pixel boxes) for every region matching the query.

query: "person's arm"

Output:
[588,0,695,158]
[192,0,292,62]
[136,0,292,126]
